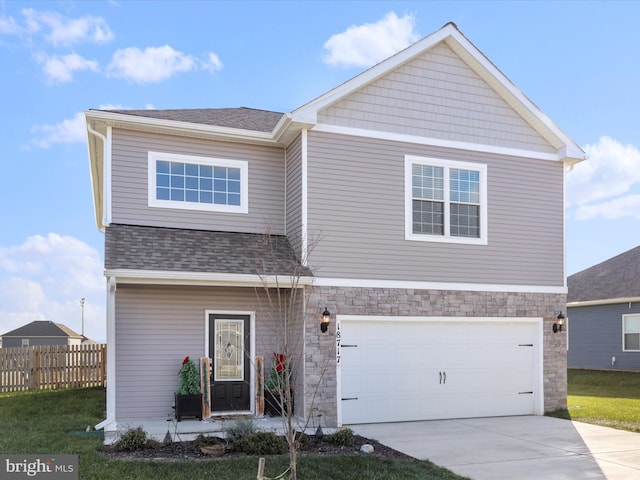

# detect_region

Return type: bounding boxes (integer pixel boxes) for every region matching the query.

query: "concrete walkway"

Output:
[352,416,640,479]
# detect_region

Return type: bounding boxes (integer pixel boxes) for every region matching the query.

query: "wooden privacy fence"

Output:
[0,344,106,393]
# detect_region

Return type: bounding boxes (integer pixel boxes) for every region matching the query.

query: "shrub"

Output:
[192,434,225,448]
[295,431,311,450]
[328,427,354,447]
[233,432,287,455]
[116,427,147,451]
[177,356,201,395]
[223,418,257,441]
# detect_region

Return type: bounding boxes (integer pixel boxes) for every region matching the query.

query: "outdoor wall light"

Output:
[553,312,565,333]
[321,307,331,333]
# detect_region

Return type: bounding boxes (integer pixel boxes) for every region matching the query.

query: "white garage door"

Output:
[339,318,540,424]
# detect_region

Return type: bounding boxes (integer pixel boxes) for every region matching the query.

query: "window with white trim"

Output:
[405,155,487,244]
[623,314,640,351]
[148,152,248,213]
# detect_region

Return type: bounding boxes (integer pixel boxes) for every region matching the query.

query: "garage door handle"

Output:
[342,397,358,401]
[443,371,446,384]
[439,372,442,384]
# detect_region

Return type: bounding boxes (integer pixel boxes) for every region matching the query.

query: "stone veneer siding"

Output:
[303,286,567,427]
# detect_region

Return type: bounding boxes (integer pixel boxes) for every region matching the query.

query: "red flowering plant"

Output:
[177,356,201,395]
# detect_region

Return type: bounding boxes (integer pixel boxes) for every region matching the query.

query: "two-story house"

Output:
[85,23,584,442]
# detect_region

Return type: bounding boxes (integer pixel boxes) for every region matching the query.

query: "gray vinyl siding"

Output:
[114,284,301,419]
[306,130,564,286]
[318,42,554,155]
[568,304,640,371]
[285,135,303,257]
[111,129,286,234]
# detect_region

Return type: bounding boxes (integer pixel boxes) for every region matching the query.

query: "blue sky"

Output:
[1,1,639,343]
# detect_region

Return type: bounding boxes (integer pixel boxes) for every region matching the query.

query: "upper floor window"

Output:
[405,155,487,245]
[148,152,248,213]
[623,314,640,351]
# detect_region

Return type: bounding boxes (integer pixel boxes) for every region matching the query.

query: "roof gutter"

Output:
[568,297,640,308]
[85,110,279,146]
[105,269,314,288]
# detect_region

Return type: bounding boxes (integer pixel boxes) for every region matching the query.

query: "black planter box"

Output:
[174,393,203,421]
[264,390,294,417]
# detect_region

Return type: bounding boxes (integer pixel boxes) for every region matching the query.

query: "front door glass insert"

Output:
[214,319,244,381]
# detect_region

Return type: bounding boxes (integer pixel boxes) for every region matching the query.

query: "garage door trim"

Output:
[336,315,544,426]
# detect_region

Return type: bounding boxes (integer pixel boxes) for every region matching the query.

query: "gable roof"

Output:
[105,224,313,286]
[2,320,82,338]
[85,22,585,231]
[292,22,584,165]
[568,245,640,305]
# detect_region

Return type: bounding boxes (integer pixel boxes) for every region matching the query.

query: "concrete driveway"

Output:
[352,416,640,479]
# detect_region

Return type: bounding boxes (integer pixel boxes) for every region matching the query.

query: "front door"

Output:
[209,314,251,412]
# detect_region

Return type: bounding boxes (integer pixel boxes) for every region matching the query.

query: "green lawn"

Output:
[547,369,640,432]
[0,388,466,480]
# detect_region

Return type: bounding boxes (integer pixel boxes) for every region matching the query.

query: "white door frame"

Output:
[336,315,544,426]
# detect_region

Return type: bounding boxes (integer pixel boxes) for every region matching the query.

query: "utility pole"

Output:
[80,297,85,336]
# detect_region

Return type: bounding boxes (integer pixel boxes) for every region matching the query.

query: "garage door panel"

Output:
[340,319,539,424]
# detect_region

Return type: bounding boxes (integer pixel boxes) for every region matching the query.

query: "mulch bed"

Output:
[102,434,412,461]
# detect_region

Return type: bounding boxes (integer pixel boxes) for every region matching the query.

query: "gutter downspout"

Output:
[86,123,112,229]
[95,276,117,435]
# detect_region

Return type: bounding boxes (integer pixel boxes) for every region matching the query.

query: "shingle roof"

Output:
[568,245,640,303]
[96,107,284,132]
[2,321,82,338]
[105,224,313,277]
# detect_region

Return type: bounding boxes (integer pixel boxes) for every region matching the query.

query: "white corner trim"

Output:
[314,276,567,294]
[301,129,309,265]
[313,124,560,162]
[106,269,314,288]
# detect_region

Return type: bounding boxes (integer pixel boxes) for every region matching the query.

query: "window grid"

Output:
[411,162,482,239]
[156,160,241,207]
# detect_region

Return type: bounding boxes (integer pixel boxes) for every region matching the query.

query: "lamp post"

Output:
[80,298,85,336]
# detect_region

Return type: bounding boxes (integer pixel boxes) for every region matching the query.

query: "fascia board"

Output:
[443,32,585,163]
[84,110,279,146]
[85,115,106,231]
[106,269,314,288]
[568,297,640,308]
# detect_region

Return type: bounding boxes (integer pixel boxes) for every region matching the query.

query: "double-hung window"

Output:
[148,152,248,213]
[405,155,487,244]
[623,314,640,351]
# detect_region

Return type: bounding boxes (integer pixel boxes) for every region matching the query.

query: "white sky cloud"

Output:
[0,14,22,35]
[20,8,114,46]
[573,194,640,221]
[108,45,198,83]
[323,12,420,68]
[36,52,99,84]
[566,136,640,221]
[0,234,105,342]
[30,104,126,148]
[203,52,223,73]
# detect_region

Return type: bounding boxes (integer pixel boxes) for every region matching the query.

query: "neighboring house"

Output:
[1,320,87,348]
[84,23,584,440]
[568,245,640,371]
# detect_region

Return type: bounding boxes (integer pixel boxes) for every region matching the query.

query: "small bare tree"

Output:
[253,228,329,480]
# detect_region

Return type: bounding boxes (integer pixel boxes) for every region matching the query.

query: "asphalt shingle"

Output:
[95,107,284,132]
[105,224,313,278]
[568,245,640,303]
